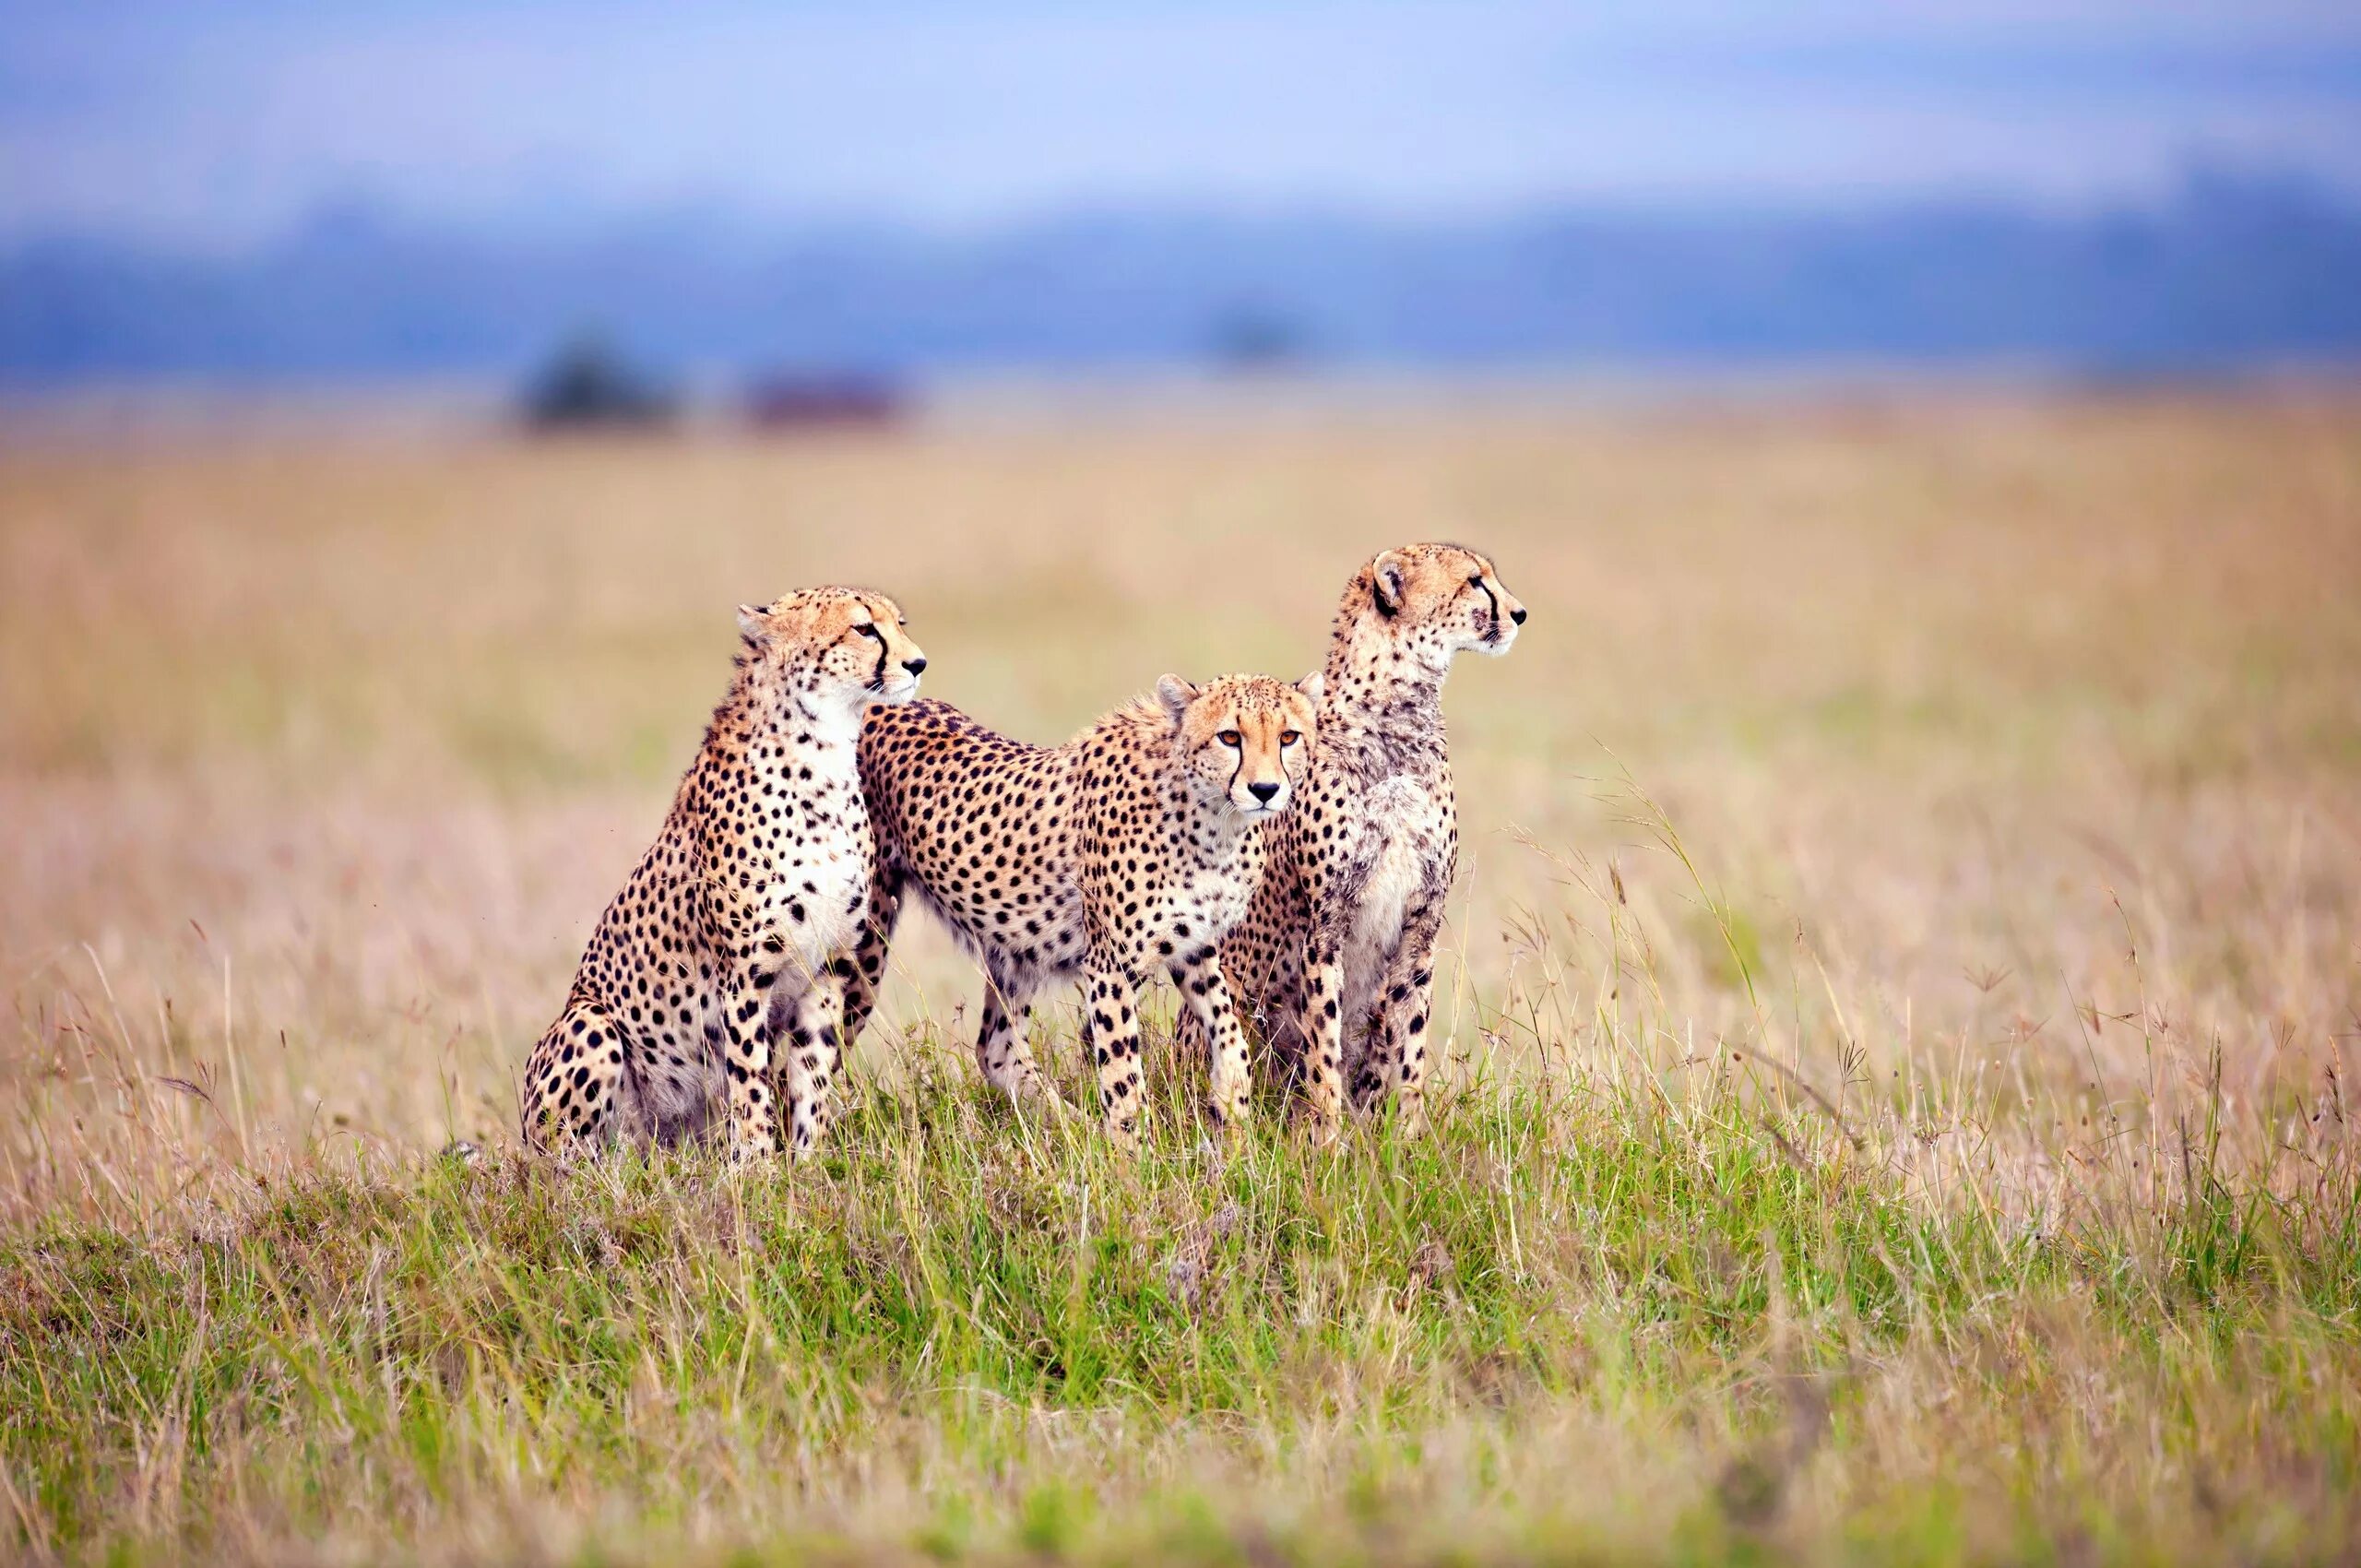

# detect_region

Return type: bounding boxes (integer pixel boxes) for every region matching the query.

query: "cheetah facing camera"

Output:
[519,587,929,1162]
[843,672,1321,1146]
[1198,542,1525,1137]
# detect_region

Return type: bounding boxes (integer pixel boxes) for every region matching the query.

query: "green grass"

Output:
[6,1041,2358,1566]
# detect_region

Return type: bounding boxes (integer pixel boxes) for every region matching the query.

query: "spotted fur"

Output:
[1201,543,1525,1136]
[519,587,929,1161]
[842,672,1319,1146]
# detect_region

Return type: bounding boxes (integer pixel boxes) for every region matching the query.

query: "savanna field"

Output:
[3,392,2359,1564]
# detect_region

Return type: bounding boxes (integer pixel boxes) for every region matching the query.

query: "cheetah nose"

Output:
[1249,780,1280,803]
[1510,606,1527,625]
[902,656,927,676]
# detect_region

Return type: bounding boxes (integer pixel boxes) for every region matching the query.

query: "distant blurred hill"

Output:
[4,171,2356,384]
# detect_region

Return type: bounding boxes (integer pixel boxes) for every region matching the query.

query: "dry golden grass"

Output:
[7,396,2356,1184]
[3,391,2359,1563]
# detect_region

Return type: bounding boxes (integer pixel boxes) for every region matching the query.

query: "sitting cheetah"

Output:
[1196,543,1525,1137]
[519,588,929,1161]
[840,672,1320,1146]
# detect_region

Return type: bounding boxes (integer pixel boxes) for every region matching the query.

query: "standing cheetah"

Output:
[1200,543,1525,1137]
[519,588,929,1161]
[841,673,1320,1146]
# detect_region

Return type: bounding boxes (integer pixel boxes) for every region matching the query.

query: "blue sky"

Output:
[5,0,2359,247]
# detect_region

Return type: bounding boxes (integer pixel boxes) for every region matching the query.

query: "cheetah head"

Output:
[1156,671,1322,821]
[1359,542,1526,671]
[736,587,928,709]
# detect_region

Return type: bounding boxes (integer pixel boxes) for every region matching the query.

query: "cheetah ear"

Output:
[1155,673,1197,722]
[1295,671,1325,704]
[1370,551,1409,618]
[735,604,769,647]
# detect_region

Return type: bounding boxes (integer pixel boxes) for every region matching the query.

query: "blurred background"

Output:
[4,0,2358,415]
[2,1,2356,1173]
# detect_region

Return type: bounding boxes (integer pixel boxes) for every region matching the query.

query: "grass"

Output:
[3,391,2360,1562]
[8,1038,2361,1564]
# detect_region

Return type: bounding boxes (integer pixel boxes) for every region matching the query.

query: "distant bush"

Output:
[742,371,907,432]
[1208,301,1310,372]
[520,332,675,432]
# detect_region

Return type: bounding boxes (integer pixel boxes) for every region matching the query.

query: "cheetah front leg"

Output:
[780,966,847,1158]
[1169,944,1251,1131]
[838,858,903,1049]
[977,971,1060,1111]
[1351,889,1448,1134]
[1082,959,1147,1150]
[1242,934,1310,1096]
[718,957,783,1163]
[1297,916,1349,1142]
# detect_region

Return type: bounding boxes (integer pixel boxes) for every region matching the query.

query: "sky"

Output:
[4,0,2359,249]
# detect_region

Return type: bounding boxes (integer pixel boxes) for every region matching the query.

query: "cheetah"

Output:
[1195,543,1525,1138]
[840,672,1320,1146]
[519,587,929,1161]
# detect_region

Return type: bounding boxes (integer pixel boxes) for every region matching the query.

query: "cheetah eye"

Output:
[1216,731,1242,747]
[853,624,884,641]
[1279,730,1301,746]
[1466,573,1485,588]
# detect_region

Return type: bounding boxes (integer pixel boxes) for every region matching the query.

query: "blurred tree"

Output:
[1208,300,1310,373]
[521,330,675,431]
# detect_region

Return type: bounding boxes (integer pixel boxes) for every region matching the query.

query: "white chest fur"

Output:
[1340,775,1452,1060]
[795,850,866,961]
[1180,858,1253,936]
[1351,778,1447,940]
[758,728,869,966]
